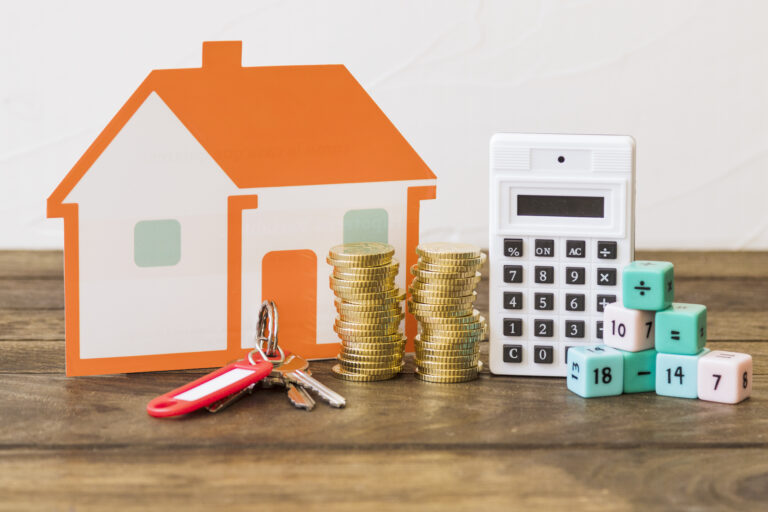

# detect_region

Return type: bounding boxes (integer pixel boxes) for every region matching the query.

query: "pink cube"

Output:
[697,350,753,404]
[603,303,655,352]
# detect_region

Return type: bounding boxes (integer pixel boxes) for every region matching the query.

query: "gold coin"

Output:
[332,259,399,279]
[410,267,482,284]
[341,346,405,357]
[417,362,482,377]
[334,299,403,312]
[337,333,405,344]
[339,357,404,370]
[410,280,478,294]
[338,361,403,375]
[419,321,483,333]
[339,350,404,361]
[415,370,478,383]
[330,275,396,289]
[419,331,483,344]
[416,242,482,261]
[338,310,404,323]
[334,288,405,302]
[335,322,401,336]
[416,359,479,370]
[416,259,482,274]
[408,302,474,314]
[331,364,400,382]
[409,291,477,305]
[328,242,394,265]
[416,348,480,359]
[416,309,481,324]
[415,341,479,352]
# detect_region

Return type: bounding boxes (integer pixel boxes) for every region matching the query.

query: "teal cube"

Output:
[622,261,674,311]
[566,345,624,398]
[656,349,709,398]
[655,303,707,355]
[622,349,656,393]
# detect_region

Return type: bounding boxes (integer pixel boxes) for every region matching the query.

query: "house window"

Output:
[343,209,388,244]
[134,219,181,267]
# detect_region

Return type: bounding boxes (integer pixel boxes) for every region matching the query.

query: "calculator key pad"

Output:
[492,234,629,376]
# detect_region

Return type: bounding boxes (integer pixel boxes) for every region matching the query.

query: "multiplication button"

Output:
[503,238,524,258]
[596,268,617,286]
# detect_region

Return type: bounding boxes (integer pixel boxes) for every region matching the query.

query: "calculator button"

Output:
[564,267,586,285]
[503,318,523,337]
[533,319,554,337]
[503,238,524,257]
[596,321,604,339]
[565,346,575,364]
[533,345,554,364]
[596,295,617,313]
[565,240,586,258]
[503,265,524,283]
[597,241,617,259]
[565,293,586,312]
[596,268,617,286]
[502,344,523,363]
[565,320,585,338]
[534,266,555,284]
[534,293,554,311]
[503,292,523,310]
[534,239,555,257]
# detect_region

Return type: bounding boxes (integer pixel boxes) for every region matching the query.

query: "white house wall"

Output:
[240,180,433,352]
[67,92,238,359]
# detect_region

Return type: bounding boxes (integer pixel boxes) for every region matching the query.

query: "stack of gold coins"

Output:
[408,242,486,383]
[328,242,406,382]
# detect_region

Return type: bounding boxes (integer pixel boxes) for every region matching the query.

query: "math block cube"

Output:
[655,303,707,355]
[697,350,752,404]
[603,303,655,352]
[622,348,656,393]
[622,261,674,311]
[656,349,709,399]
[566,345,624,398]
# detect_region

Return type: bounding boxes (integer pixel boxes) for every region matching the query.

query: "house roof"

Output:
[49,41,435,210]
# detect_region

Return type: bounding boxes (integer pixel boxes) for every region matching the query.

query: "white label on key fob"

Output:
[174,368,256,402]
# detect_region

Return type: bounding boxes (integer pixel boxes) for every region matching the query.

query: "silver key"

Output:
[266,354,314,410]
[283,356,346,408]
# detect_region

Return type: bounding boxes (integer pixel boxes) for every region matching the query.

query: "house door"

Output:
[261,249,317,357]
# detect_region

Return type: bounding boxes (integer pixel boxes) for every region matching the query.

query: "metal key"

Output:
[265,353,317,411]
[282,355,346,408]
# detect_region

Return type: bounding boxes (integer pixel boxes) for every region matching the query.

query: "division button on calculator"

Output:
[596,321,604,339]
[534,319,554,337]
[533,345,554,364]
[597,241,618,259]
[503,292,523,310]
[534,266,555,284]
[504,238,524,257]
[503,265,523,283]
[503,318,523,336]
[596,268,617,286]
[596,295,617,313]
[566,240,586,258]
[565,267,586,285]
[565,320,585,338]
[535,239,555,257]
[503,345,523,363]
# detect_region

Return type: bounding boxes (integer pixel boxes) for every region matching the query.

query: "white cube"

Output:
[697,350,752,404]
[603,303,655,352]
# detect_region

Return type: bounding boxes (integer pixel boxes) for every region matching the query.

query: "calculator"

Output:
[488,133,635,377]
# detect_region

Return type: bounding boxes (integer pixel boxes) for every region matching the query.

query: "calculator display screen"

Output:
[517,195,604,218]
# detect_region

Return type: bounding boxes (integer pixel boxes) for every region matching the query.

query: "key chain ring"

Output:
[255,300,279,354]
[248,344,285,367]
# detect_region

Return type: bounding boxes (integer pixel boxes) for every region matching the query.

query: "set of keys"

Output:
[147,301,345,418]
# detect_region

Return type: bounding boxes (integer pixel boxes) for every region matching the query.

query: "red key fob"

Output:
[147,358,273,418]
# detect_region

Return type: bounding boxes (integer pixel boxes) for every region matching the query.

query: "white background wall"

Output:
[2,0,767,250]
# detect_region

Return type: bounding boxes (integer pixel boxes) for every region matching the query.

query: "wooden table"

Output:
[1,251,766,511]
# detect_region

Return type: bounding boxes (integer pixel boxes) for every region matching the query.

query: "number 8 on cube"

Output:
[566,346,623,398]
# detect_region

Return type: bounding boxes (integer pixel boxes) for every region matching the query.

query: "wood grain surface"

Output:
[0,250,766,511]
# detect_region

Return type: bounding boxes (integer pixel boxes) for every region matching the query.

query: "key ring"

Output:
[249,300,284,365]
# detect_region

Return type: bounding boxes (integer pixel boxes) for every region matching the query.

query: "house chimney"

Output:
[202,41,242,69]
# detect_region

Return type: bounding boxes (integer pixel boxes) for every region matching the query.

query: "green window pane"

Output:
[134,219,181,267]
[343,209,388,244]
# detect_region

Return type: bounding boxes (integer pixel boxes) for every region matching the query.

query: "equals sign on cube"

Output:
[670,330,681,341]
